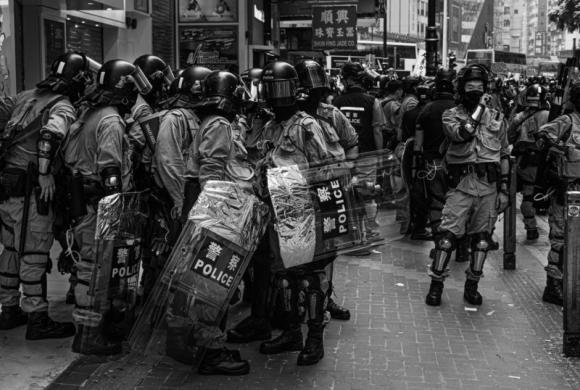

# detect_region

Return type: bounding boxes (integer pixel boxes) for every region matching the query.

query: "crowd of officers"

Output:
[0,50,576,377]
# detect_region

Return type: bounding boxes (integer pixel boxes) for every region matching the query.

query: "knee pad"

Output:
[431,232,457,276]
[470,232,490,275]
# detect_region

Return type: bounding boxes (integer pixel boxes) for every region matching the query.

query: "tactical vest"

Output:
[560,113,580,179]
[2,89,72,171]
[64,105,131,191]
[511,110,549,153]
[314,103,346,163]
[333,90,376,153]
[189,115,254,189]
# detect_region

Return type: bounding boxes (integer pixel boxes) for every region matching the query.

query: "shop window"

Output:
[66,16,103,63]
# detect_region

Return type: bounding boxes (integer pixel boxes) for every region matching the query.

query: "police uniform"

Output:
[333,87,385,235]
[427,102,508,305]
[257,110,333,366]
[537,111,580,305]
[509,108,550,238]
[0,89,75,320]
[416,92,456,236]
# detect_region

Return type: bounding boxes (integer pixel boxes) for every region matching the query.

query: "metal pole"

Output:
[425,0,439,76]
[383,0,388,62]
[503,156,517,270]
[563,191,580,357]
[442,0,448,68]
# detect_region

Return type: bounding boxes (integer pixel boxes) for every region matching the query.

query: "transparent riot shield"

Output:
[129,181,269,363]
[79,192,148,351]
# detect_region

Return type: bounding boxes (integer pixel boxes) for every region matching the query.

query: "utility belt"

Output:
[447,162,500,189]
[0,168,37,200]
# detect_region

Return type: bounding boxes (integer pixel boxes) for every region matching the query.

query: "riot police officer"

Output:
[415,69,457,253]
[508,84,550,241]
[65,60,146,355]
[0,52,94,339]
[128,55,174,190]
[295,59,358,321]
[141,66,211,297]
[333,62,386,240]
[254,61,332,366]
[167,70,254,375]
[535,81,580,306]
[425,64,509,307]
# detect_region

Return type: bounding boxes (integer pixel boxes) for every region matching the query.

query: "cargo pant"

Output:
[546,183,580,280]
[71,206,101,326]
[425,161,448,235]
[0,195,53,312]
[517,162,538,231]
[437,188,497,281]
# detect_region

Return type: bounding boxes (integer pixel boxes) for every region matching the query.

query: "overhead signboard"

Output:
[312,4,357,50]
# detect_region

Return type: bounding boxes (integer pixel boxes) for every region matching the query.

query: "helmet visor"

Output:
[162,65,176,85]
[86,57,102,74]
[132,66,153,95]
[262,79,296,102]
[304,66,329,89]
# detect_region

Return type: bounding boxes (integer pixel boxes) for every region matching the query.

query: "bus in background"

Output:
[538,61,564,78]
[465,49,527,79]
[325,40,419,77]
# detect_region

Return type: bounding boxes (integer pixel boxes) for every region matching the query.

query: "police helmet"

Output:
[417,81,434,102]
[295,59,329,91]
[37,51,100,102]
[261,61,299,107]
[241,68,263,87]
[520,84,547,108]
[199,70,245,113]
[133,55,174,92]
[341,62,364,80]
[173,65,211,98]
[378,74,390,90]
[435,68,455,93]
[89,59,151,110]
[458,64,489,94]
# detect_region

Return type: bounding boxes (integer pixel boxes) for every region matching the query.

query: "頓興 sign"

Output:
[312,5,357,50]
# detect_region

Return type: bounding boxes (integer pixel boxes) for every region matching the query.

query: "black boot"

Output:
[411,229,432,241]
[198,348,250,376]
[226,316,271,343]
[259,326,303,354]
[327,297,351,320]
[71,325,122,355]
[166,325,196,365]
[463,279,483,305]
[297,322,324,366]
[103,307,134,342]
[526,228,539,241]
[425,280,444,306]
[0,306,28,330]
[542,276,563,306]
[25,311,76,340]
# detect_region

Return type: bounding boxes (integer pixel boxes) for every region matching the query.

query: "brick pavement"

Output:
[47,210,580,390]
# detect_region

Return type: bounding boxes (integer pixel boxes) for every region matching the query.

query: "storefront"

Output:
[17,0,153,91]
[175,0,274,74]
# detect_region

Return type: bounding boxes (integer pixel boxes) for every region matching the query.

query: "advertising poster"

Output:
[179,26,238,73]
[178,0,238,23]
[0,2,15,96]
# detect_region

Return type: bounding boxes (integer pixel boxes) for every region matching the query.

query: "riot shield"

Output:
[77,192,148,351]
[129,181,269,363]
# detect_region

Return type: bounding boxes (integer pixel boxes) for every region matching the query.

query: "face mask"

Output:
[463,90,483,108]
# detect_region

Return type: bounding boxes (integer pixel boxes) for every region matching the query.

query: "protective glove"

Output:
[57,249,76,274]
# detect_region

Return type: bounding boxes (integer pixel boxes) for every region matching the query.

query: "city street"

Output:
[6,205,574,390]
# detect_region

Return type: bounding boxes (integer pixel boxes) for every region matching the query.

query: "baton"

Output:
[19,162,35,258]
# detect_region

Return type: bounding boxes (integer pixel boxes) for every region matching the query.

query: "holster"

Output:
[0,168,29,200]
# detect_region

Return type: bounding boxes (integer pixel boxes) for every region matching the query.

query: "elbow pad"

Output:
[37,132,62,175]
[101,166,122,195]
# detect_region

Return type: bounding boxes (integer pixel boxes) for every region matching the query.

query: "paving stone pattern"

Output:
[47,211,580,390]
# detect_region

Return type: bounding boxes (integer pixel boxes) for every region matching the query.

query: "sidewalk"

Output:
[0,244,78,390]
[39,206,580,390]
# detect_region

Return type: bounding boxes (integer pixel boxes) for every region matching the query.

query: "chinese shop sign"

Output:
[312,5,357,50]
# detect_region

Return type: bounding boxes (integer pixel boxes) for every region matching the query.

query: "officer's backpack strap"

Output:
[137,110,167,153]
[0,95,68,158]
